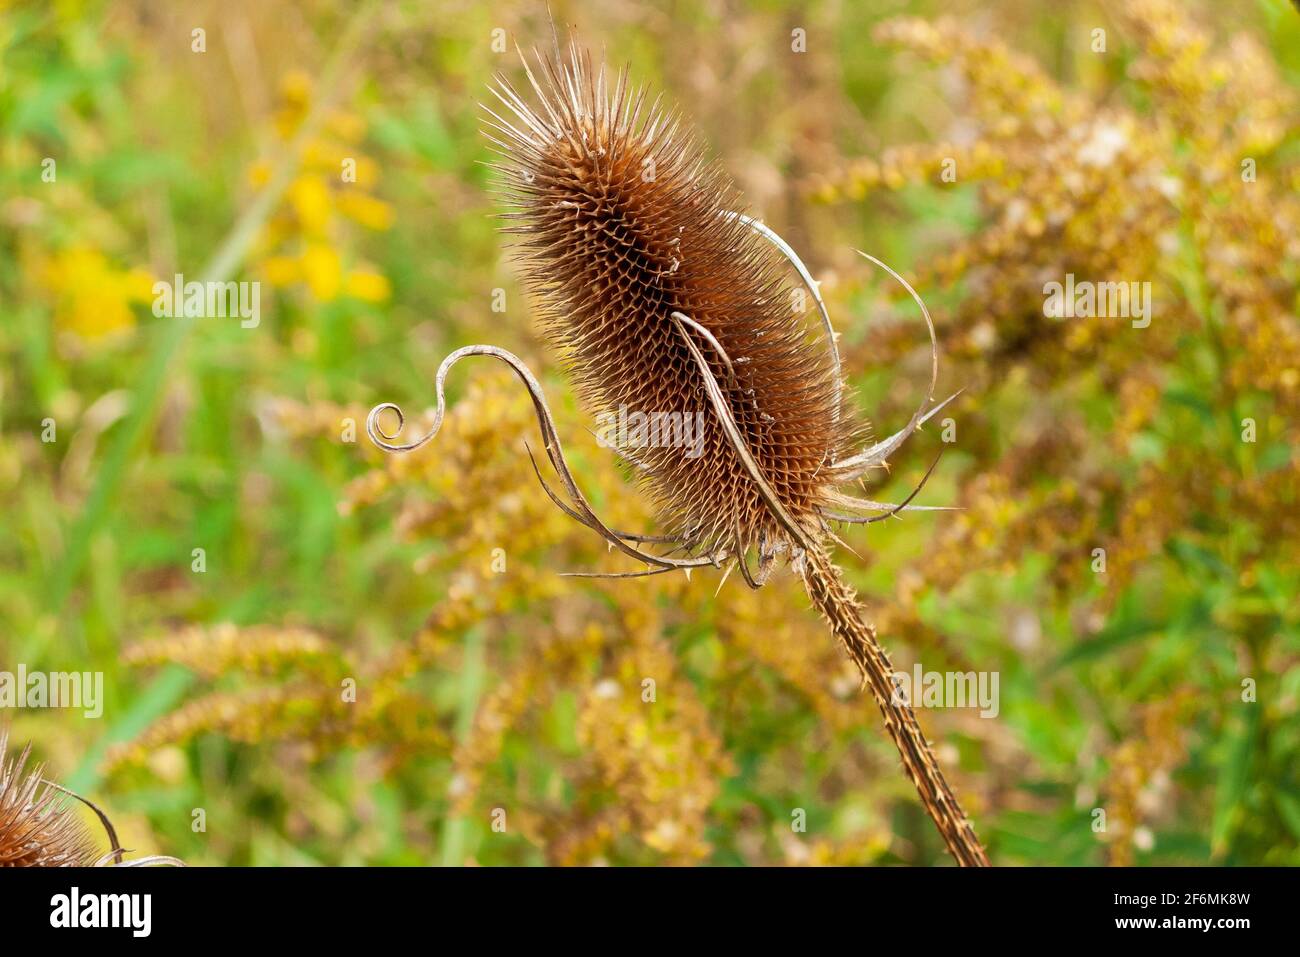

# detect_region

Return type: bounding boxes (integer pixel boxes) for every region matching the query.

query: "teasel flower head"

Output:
[370,41,955,583]
[0,729,183,867]
[366,40,985,864]
[486,43,873,563]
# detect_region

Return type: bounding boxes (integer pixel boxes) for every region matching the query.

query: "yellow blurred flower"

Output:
[247,159,273,189]
[288,176,332,236]
[249,71,393,306]
[36,245,153,340]
[300,243,342,301]
[274,70,313,138]
[343,269,391,303]
[260,255,301,287]
[325,112,367,144]
[336,192,394,231]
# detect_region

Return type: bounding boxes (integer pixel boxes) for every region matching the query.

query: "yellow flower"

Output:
[247,159,273,188]
[245,72,393,306]
[260,255,301,287]
[325,112,367,144]
[37,245,153,340]
[280,70,312,108]
[336,191,393,231]
[299,243,341,301]
[274,70,313,137]
[288,176,332,236]
[344,269,391,303]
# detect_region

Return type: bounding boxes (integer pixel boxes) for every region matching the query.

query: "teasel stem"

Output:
[798,545,989,866]
[672,308,990,866]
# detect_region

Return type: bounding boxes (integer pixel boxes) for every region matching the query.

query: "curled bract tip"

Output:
[360,344,721,574]
[367,401,433,453]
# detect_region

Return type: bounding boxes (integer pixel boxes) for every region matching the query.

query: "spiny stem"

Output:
[800,543,989,866]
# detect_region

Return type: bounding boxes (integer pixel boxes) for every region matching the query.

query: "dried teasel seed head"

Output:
[485,42,865,560]
[0,729,100,867]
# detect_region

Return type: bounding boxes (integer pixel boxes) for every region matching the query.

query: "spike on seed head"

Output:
[485,41,865,560]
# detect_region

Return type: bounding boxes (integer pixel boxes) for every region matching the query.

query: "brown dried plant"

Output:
[0,729,182,867]
[368,42,987,865]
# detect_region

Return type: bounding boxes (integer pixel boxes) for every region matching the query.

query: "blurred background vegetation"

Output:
[1,0,1298,865]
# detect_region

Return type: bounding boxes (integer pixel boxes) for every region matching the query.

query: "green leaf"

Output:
[1051,617,1161,670]
[1211,707,1260,858]
[1274,791,1300,844]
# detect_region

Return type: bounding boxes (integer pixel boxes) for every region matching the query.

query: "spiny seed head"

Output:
[486,43,863,557]
[0,730,100,867]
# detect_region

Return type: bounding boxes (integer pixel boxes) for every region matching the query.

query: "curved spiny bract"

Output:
[486,43,861,560]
